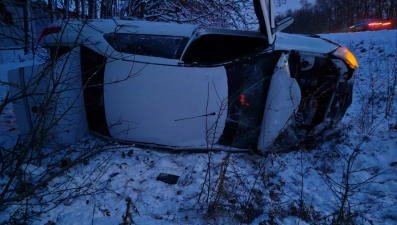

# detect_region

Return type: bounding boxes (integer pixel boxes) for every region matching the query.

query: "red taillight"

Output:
[368,22,381,26]
[38,26,61,41]
[239,94,249,107]
[382,22,392,26]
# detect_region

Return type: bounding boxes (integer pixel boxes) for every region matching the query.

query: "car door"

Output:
[257,53,301,151]
[254,0,275,44]
[255,0,293,45]
[254,0,301,152]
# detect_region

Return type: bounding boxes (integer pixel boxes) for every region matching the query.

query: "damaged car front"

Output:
[253,0,358,151]
[266,33,358,150]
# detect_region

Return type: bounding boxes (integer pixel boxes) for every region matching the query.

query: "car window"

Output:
[182,34,269,64]
[103,33,189,59]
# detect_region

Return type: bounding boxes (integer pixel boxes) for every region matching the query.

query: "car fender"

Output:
[258,52,301,151]
[274,32,339,54]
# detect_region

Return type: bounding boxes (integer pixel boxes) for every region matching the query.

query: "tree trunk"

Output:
[48,0,54,22]
[74,0,80,19]
[88,0,93,18]
[22,0,29,54]
[81,0,85,19]
[100,0,104,18]
[63,0,69,19]
[113,0,117,17]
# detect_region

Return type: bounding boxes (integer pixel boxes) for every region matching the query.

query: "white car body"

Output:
[8,0,358,152]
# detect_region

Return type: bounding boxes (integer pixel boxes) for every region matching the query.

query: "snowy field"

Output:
[1,29,397,224]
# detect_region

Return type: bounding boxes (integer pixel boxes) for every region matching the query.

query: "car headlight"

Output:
[333,47,359,69]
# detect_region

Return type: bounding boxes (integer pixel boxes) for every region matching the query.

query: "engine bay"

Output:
[290,52,353,137]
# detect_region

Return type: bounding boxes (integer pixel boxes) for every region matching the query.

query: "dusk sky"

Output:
[274,0,314,14]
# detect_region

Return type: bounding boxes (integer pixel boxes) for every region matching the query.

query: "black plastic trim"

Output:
[81,46,111,137]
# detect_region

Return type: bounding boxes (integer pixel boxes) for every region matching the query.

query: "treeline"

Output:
[0,0,256,30]
[279,0,397,34]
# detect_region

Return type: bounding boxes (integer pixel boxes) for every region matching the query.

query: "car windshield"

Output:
[218,51,281,148]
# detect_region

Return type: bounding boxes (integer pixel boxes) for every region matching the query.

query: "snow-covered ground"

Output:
[1,29,397,225]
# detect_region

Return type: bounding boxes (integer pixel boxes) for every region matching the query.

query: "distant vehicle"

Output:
[350,18,392,32]
[8,0,358,152]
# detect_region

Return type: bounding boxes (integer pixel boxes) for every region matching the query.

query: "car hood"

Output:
[274,32,340,54]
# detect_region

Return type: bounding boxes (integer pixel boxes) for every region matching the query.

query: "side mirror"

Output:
[272,16,294,33]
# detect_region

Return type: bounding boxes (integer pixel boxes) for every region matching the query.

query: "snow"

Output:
[1,29,397,224]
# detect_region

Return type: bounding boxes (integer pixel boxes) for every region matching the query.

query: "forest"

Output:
[1,0,396,35]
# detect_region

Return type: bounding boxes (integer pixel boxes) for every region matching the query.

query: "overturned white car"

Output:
[8,0,358,152]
